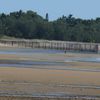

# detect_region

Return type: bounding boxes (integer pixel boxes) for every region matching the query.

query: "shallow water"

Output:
[65,57,100,63]
[0,59,100,72]
[0,60,67,66]
[0,48,100,71]
[0,59,72,70]
[0,48,64,54]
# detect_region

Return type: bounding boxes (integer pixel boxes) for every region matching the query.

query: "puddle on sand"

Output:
[0,60,72,70]
[65,57,100,63]
[0,59,100,72]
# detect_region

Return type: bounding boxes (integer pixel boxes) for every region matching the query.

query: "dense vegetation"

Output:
[0,10,100,43]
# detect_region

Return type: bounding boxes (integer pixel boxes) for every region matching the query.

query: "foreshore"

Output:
[0,48,99,99]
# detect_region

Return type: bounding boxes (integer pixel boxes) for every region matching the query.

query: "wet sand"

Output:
[0,48,100,99]
[0,67,100,96]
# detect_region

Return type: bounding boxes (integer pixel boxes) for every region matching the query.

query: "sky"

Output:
[0,0,100,20]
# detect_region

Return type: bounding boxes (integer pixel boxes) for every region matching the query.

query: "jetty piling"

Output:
[0,39,99,53]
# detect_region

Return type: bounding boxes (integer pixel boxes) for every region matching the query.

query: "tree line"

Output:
[0,10,100,43]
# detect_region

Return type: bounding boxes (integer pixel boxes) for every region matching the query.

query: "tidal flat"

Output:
[0,48,100,99]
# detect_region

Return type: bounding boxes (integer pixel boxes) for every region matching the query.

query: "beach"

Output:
[0,48,100,99]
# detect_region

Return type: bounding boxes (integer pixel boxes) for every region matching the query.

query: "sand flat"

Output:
[0,48,100,96]
[0,67,99,96]
[0,67,99,85]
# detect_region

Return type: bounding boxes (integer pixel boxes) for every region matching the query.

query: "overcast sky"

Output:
[0,0,100,20]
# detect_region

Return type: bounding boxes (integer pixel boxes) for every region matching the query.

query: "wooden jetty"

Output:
[0,39,100,53]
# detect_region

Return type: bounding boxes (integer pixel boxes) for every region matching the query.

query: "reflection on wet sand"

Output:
[0,48,100,98]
